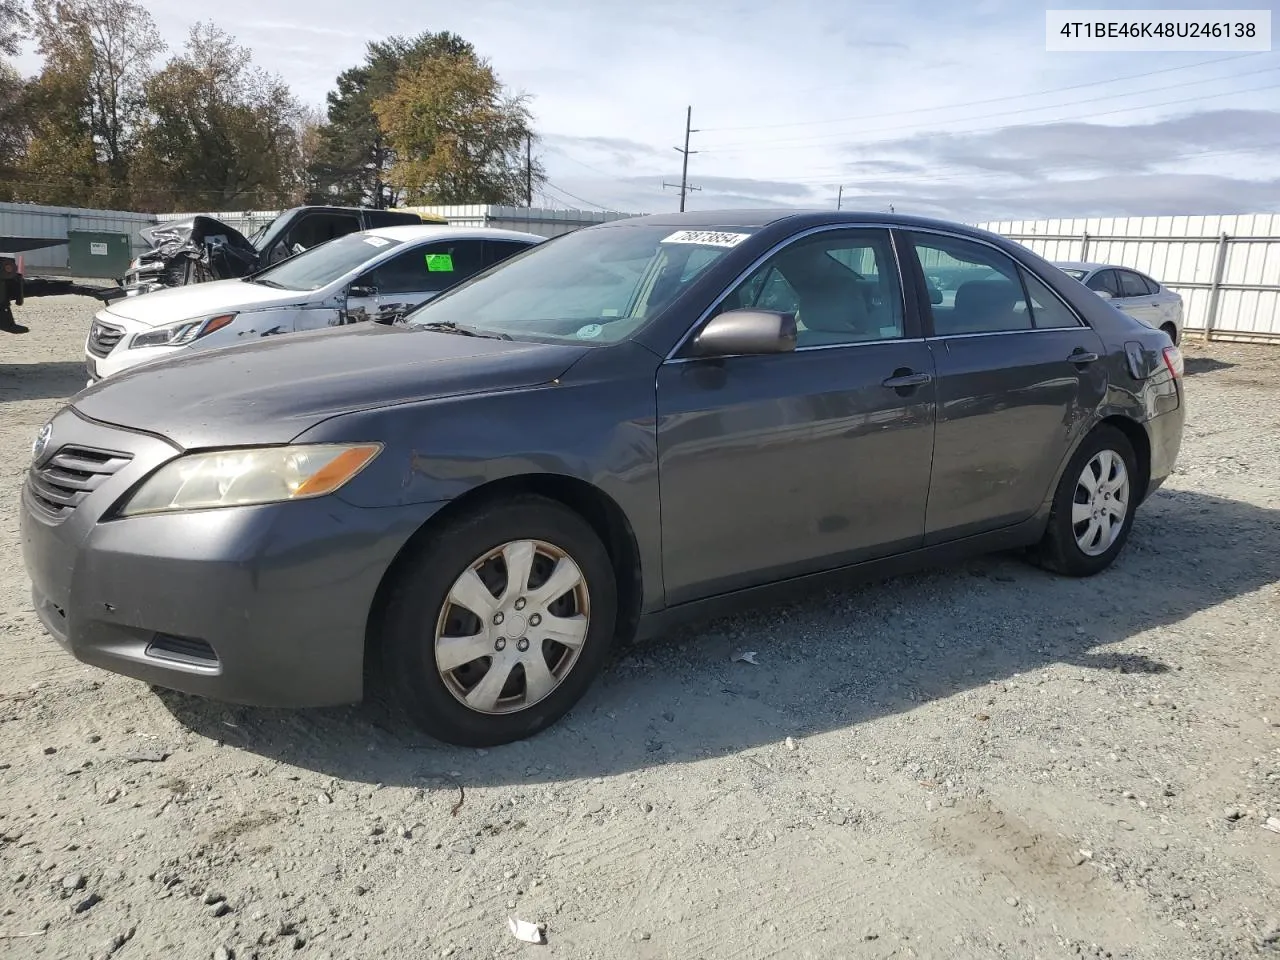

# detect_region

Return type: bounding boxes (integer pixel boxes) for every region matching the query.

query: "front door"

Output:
[656,227,937,605]
[900,230,1108,543]
[347,239,488,323]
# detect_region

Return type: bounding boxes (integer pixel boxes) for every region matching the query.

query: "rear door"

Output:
[902,230,1107,543]
[484,239,538,268]
[1115,269,1162,324]
[656,227,937,603]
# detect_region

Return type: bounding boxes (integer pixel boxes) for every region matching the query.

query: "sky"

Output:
[12,0,1280,219]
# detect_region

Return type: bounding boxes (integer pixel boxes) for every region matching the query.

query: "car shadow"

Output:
[0,362,87,402]
[154,486,1279,787]
[1184,356,1234,376]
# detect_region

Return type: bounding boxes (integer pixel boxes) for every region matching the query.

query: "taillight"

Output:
[1162,344,1183,380]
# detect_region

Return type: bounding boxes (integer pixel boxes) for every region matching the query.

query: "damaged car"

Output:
[108,205,442,300]
[85,225,542,382]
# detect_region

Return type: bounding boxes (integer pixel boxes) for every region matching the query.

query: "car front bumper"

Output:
[19,408,437,707]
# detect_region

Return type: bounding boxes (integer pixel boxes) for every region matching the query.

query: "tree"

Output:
[373,51,542,205]
[27,0,162,199]
[133,23,304,211]
[0,63,30,202]
[308,31,473,207]
[1,0,30,58]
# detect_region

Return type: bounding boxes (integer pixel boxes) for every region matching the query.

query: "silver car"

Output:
[85,226,543,382]
[1055,262,1183,344]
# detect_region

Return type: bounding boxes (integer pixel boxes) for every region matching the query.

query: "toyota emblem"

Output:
[32,422,52,463]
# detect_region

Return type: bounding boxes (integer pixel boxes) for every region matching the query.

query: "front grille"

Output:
[26,445,132,522]
[87,319,126,358]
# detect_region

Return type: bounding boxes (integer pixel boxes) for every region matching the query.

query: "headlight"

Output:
[129,312,237,349]
[118,443,382,516]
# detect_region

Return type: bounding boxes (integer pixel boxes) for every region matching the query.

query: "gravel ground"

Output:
[2,295,1279,960]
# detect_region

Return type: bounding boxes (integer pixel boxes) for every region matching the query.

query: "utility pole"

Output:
[525,135,533,208]
[836,185,843,210]
[663,105,700,212]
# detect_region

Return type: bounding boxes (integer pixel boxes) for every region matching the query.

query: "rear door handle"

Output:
[1068,350,1099,364]
[882,372,933,388]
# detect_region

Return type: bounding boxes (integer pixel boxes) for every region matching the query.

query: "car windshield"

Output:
[1060,268,1088,280]
[246,233,404,291]
[246,217,276,249]
[404,224,755,343]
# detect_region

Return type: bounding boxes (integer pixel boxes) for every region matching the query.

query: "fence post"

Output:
[1080,230,1090,262]
[1204,231,1230,343]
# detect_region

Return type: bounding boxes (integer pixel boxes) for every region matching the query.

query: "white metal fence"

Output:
[977,214,1280,342]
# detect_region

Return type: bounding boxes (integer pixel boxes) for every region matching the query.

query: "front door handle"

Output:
[1068,350,1100,365]
[882,371,932,389]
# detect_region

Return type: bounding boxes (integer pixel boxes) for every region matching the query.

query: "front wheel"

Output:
[378,496,617,746]
[1032,425,1139,577]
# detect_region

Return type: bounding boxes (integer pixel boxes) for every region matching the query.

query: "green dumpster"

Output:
[67,231,133,279]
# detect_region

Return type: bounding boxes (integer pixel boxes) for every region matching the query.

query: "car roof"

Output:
[1054,261,1142,274]
[597,208,1017,238]
[362,225,546,243]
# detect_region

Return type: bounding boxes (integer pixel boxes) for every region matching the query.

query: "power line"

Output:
[543,180,611,211]
[698,52,1264,133]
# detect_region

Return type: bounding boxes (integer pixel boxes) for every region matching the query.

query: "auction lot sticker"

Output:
[1046,9,1271,51]
[661,230,752,248]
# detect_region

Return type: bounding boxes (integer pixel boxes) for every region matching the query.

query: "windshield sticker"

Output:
[426,253,454,272]
[576,323,604,340]
[661,230,751,248]
[363,236,391,247]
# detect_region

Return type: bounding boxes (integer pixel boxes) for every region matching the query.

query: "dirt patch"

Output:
[0,297,1278,959]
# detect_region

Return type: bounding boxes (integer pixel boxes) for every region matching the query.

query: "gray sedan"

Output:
[20,211,1185,746]
[1055,261,1184,344]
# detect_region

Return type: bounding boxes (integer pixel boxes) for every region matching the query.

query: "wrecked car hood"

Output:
[138,215,256,257]
[72,323,590,448]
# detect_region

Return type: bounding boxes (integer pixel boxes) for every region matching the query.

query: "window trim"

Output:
[663,223,916,362]
[898,226,1087,338]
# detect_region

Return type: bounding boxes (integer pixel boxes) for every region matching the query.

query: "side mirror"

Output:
[690,309,796,358]
[927,282,943,305]
[348,283,377,299]
[1094,290,1113,301]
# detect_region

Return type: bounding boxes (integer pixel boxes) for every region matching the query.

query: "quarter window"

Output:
[718,229,904,347]
[1019,268,1081,329]
[907,233,1032,335]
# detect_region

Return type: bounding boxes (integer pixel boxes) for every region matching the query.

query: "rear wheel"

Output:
[1033,425,1139,577]
[1160,322,1178,344]
[378,496,617,746]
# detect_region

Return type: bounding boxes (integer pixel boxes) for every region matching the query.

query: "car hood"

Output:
[72,324,590,448]
[102,279,316,328]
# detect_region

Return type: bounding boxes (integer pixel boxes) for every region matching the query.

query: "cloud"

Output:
[849,109,1280,179]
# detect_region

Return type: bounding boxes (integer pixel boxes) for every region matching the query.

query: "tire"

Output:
[378,495,617,746]
[1160,322,1178,345]
[1033,425,1139,577]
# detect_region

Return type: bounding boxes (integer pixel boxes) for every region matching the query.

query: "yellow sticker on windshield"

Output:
[426,253,454,272]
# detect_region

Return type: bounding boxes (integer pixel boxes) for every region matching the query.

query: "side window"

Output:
[1086,269,1121,297]
[290,214,361,251]
[1138,274,1160,295]
[1119,270,1151,298]
[366,248,432,295]
[1019,268,1081,329]
[400,239,486,293]
[717,229,904,347]
[907,233,1032,335]
[484,240,535,267]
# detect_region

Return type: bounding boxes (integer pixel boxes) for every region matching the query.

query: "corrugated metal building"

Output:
[0,201,155,274]
[978,214,1280,341]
